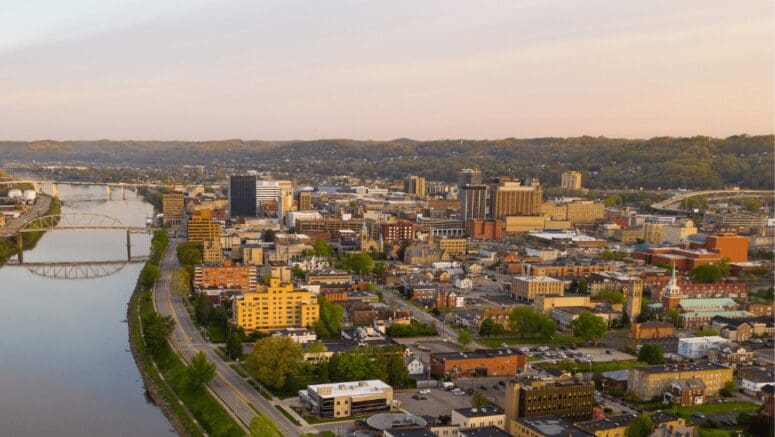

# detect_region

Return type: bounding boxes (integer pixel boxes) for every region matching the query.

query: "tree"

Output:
[479,318,505,336]
[314,295,345,339]
[689,264,724,283]
[458,329,472,350]
[186,351,216,390]
[176,243,202,266]
[696,328,720,337]
[292,265,305,279]
[263,229,276,242]
[626,415,654,437]
[249,414,282,437]
[195,295,212,325]
[329,348,378,381]
[347,252,374,274]
[577,278,588,293]
[225,332,243,360]
[637,344,665,365]
[373,262,386,280]
[471,391,488,408]
[312,239,331,257]
[509,306,556,340]
[571,312,608,343]
[305,341,328,354]
[142,312,175,356]
[246,336,303,390]
[720,380,737,397]
[666,309,680,327]
[742,197,762,212]
[140,264,161,288]
[596,290,625,304]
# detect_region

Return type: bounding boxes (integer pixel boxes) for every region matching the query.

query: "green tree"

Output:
[666,309,680,327]
[263,229,277,242]
[596,290,625,304]
[577,278,588,293]
[195,295,212,325]
[626,414,654,437]
[742,197,762,212]
[329,348,378,381]
[571,312,608,343]
[458,329,472,350]
[696,328,720,337]
[314,295,345,339]
[142,312,175,356]
[225,332,243,360]
[689,264,724,283]
[140,264,161,288]
[312,239,331,257]
[347,252,374,274]
[720,379,737,397]
[637,344,665,365]
[305,341,328,354]
[471,391,489,408]
[509,306,557,340]
[249,414,282,437]
[176,243,202,266]
[386,352,410,388]
[373,262,387,280]
[479,318,505,336]
[246,336,303,390]
[186,351,216,390]
[292,265,305,279]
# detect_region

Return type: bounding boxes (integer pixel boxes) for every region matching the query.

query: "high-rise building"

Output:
[403,175,426,196]
[504,377,595,431]
[461,185,488,221]
[561,171,582,190]
[229,175,257,218]
[234,278,320,332]
[490,180,543,219]
[458,168,483,188]
[187,209,221,243]
[296,191,313,211]
[277,180,295,217]
[162,191,185,226]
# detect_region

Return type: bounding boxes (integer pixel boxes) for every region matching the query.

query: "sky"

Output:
[0,0,772,141]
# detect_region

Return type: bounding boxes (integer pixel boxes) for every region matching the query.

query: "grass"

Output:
[207,323,228,343]
[478,335,583,347]
[541,359,646,374]
[275,405,301,426]
[230,363,249,378]
[247,379,273,400]
[139,290,244,437]
[669,401,759,419]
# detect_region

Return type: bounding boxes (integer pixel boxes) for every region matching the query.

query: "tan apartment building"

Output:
[162,191,185,226]
[194,261,256,291]
[404,175,426,196]
[561,171,582,190]
[187,209,221,243]
[234,278,319,332]
[296,191,312,211]
[505,215,547,233]
[543,200,604,225]
[490,180,543,219]
[628,363,733,401]
[438,238,467,256]
[512,275,564,302]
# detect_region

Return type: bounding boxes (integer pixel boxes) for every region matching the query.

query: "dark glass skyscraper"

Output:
[229,175,257,218]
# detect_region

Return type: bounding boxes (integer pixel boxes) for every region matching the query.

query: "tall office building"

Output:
[561,171,582,190]
[403,175,426,196]
[460,185,488,221]
[229,175,257,218]
[490,180,543,219]
[162,191,185,226]
[277,180,295,217]
[458,169,486,221]
[296,191,313,211]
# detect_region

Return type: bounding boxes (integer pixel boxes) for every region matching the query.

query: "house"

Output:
[741,368,775,397]
[677,336,728,359]
[665,379,706,406]
[455,277,473,289]
[406,355,425,375]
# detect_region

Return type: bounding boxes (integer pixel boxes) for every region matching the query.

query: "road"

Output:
[383,289,486,350]
[155,238,307,437]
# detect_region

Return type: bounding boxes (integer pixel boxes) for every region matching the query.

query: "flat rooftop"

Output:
[513,275,561,283]
[515,416,588,437]
[307,380,391,399]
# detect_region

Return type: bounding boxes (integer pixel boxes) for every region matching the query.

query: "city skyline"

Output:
[1,0,772,140]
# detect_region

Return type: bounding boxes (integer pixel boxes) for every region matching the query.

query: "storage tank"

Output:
[23,189,37,202]
[7,188,22,199]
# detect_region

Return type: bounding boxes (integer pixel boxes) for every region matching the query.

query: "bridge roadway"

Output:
[154,238,310,436]
[651,189,774,212]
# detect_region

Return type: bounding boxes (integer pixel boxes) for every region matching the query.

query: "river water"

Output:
[0,184,172,436]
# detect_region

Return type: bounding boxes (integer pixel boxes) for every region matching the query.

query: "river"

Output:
[0,184,172,436]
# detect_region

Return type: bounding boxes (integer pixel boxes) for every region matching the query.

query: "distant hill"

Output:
[1,135,772,189]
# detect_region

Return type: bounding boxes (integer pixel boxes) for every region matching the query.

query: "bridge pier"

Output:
[107,185,112,200]
[121,185,126,200]
[16,233,23,264]
[126,230,131,261]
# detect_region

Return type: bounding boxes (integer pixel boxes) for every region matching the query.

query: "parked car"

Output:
[480,385,488,391]
[419,389,431,394]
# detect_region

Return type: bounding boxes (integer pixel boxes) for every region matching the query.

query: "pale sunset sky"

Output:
[0,0,772,140]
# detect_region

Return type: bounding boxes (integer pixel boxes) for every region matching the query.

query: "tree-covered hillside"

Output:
[1,135,771,189]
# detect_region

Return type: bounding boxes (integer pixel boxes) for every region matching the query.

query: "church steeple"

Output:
[664,262,681,296]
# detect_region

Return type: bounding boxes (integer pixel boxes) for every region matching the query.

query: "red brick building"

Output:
[431,349,526,378]
[466,219,503,240]
[381,221,416,243]
[643,275,748,301]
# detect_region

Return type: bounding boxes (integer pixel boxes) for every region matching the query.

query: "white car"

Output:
[419,389,431,394]
[500,343,509,348]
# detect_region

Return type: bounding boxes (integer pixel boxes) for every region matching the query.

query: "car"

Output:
[466,388,475,395]
[480,385,488,391]
[605,350,612,355]
[501,343,509,348]
[412,394,422,400]
[419,389,431,394]
[452,390,465,396]
[498,380,506,386]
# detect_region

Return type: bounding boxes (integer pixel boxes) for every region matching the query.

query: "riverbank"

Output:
[0,195,60,266]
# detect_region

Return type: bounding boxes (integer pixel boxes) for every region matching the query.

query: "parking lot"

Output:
[395,386,473,417]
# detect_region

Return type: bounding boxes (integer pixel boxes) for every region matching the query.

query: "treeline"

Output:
[2,134,772,189]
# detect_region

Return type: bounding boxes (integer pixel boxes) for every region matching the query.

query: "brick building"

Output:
[431,349,527,378]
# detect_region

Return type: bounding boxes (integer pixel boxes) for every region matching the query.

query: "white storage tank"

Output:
[23,189,37,202]
[7,188,22,199]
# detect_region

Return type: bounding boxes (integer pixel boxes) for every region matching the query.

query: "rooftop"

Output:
[459,426,512,437]
[678,336,727,344]
[513,275,561,283]
[514,416,589,437]
[575,414,637,432]
[307,380,391,398]
[432,348,525,361]
[679,298,738,309]
[680,310,755,319]
[452,406,503,418]
[635,362,727,375]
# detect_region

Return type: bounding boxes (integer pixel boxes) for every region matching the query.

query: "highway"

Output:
[154,238,308,437]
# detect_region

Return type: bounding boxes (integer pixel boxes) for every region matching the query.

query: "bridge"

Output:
[650,189,774,214]
[1,213,158,263]
[0,179,166,200]
[4,259,148,280]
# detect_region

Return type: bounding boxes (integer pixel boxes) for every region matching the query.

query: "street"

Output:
[154,238,311,436]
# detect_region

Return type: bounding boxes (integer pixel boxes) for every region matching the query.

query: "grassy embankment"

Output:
[128,231,244,436]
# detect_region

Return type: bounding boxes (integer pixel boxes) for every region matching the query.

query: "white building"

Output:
[455,277,473,289]
[406,355,425,375]
[677,336,728,359]
[286,211,323,229]
[272,328,317,344]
